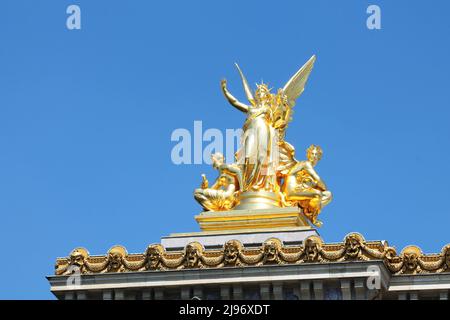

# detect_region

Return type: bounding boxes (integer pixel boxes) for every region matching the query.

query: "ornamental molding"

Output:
[55,233,450,276]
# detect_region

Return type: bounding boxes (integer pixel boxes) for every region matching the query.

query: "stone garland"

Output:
[54,233,450,276]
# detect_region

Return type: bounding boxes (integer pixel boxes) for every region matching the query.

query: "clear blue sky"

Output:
[1,0,449,299]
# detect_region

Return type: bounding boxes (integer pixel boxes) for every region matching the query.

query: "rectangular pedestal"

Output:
[195,207,310,232]
[161,226,319,251]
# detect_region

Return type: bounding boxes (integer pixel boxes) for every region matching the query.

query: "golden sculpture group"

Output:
[194,56,331,227]
[55,233,450,275]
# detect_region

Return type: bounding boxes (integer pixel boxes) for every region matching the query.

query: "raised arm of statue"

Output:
[221,79,249,113]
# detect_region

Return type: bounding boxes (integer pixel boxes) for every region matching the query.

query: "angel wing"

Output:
[234,63,254,103]
[282,55,316,107]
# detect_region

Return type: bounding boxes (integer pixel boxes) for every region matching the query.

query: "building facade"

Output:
[49,230,450,300]
[48,58,450,301]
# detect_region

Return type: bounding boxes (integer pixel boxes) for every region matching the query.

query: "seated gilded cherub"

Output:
[281,145,332,227]
[194,153,242,211]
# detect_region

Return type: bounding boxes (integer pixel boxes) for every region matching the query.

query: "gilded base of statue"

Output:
[195,206,311,232]
[234,191,282,210]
